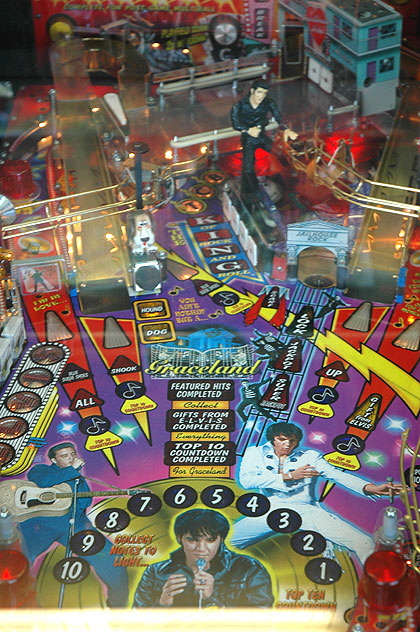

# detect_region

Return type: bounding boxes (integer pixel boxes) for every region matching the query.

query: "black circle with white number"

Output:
[211,291,239,307]
[236,493,270,517]
[266,508,302,533]
[95,508,130,533]
[127,492,162,517]
[115,381,146,400]
[290,530,326,557]
[78,416,111,436]
[201,485,235,509]
[304,557,343,584]
[53,556,90,584]
[70,530,106,556]
[163,485,197,509]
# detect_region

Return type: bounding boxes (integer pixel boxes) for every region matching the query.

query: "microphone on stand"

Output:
[196,558,206,609]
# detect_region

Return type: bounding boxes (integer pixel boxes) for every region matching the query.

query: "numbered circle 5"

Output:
[201,485,235,509]
[53,557,90,584]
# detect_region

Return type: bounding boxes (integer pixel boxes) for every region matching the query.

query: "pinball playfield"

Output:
[0,29,420,632]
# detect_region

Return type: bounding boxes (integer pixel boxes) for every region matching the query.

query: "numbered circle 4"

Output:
[236,492,270,517]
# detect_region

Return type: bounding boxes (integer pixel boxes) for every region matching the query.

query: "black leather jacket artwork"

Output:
[132,544,274,608]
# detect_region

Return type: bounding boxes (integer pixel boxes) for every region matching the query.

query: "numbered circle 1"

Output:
[115,381,146,400]
[78,416,111,436]
[53,556,90,584]
[304,557,343,585]
[95,508,130,532]
[332,434,365,456]
[163,485,197,509]
[236,493,270,517]
[70,529,106,556]
[266,508,302,533]
[201,485,235,509]
[290,530,326,557]
[127,492,162,517]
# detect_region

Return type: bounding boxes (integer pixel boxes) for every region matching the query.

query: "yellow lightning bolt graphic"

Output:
[314,330,420,416]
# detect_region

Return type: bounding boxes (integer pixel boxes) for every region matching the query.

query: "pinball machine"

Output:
[0,1,420,631]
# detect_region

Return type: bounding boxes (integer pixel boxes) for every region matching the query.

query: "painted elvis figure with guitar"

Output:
[18,442,128,607]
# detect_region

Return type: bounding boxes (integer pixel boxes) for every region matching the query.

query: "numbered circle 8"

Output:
[163,485,197,509]
[201,485,235,509]
[236,493,270,517]
[70,529,106,556]
[266,508,302,533]
[127,492,162,517]
[53,557,90,584]
[95,508,130,532]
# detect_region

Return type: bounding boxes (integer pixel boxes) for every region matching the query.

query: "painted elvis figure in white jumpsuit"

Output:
[231,422,397,565]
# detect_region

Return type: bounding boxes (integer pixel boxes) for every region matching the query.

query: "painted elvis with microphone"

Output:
[132,508,273,608]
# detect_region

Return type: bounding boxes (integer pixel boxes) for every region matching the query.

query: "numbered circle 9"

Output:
[127,492,162,517]
[290,530,326,557]
[304,558,343,584]
[95,508,130,532]
[53,557,90,584]
[201,485,235,509]
[236,493,270,517]
[70,530,106,556]
[266,508,302,533]
[163,485,197,509]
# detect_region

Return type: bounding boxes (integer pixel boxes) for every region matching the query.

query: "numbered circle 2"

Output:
[95,508,130,532]
[163,485,197,509]
[70,529,106,556]
[201,485,235,509]
[53,557,90,584]
[127,492,162,517]
[236,493,270,517]
[266,508,302,533]
[305,558,343,585]
[290,530,326,557]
